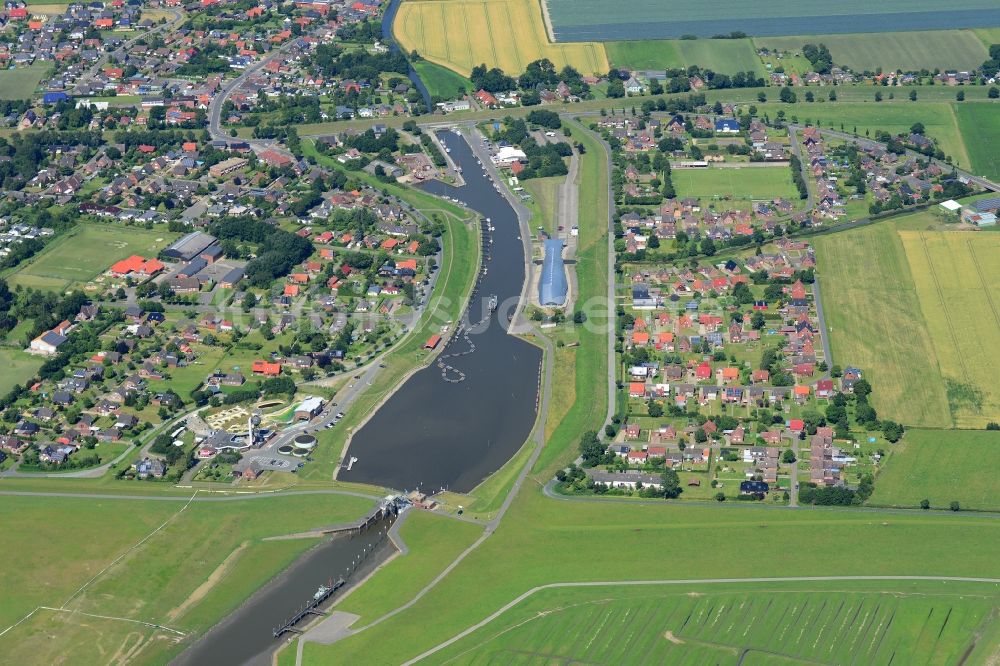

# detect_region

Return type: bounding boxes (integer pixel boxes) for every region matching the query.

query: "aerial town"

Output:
[1,0,1000,664]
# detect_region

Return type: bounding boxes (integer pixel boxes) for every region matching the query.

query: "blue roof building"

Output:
[539,239,567,306]
[715,118,740,133]
[42,92,68,105]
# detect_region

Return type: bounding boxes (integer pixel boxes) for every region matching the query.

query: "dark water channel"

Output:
[340,130,543,493]
[171,517,395,666]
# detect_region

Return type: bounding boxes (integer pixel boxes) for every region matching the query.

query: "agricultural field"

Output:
[755,102,971,170]
[755,30,989,72]
[675,38,765,75]
[544,0,1000,41]
[0,493,376,665]
[0,348,43,395]
[412,59,474,100]
[898,230,1000,427]
[954,102,1000,181]
[604,40,684,70]
[871,429,1000,511]
[5,224,178,292]
[672,166,797,201]
[425,582,1000,664]
[814,222,951,428]
[0,62,51,100]
[393,0,608,77]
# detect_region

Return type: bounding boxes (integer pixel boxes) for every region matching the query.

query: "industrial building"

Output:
[162,231,219,262]
[539,238,568,306]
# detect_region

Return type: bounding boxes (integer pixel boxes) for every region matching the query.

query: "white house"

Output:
[491,146,527,166]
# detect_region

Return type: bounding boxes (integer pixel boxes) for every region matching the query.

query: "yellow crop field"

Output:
[900,231,1000,428]
[394,0,608,77]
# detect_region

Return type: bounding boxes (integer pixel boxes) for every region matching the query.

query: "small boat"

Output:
[314,585,331,601]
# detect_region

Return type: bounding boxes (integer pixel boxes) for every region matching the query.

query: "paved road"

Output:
[812,280,834,368]
[402,575,1000,665]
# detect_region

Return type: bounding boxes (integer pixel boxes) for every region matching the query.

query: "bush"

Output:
[950,501,961,511]
[920,499,930,510]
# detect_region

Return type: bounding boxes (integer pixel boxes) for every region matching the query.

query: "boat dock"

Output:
[272,579,346,637]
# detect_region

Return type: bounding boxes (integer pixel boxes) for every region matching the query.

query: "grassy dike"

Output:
[294,124,1000,666]
[299,140,480,481]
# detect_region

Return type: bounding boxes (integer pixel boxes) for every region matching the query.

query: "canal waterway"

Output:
[382,0,432,112]
[339,130,543,493]
[171,518,395,666]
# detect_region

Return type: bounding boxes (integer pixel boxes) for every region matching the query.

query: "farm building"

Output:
[163,232,219,261]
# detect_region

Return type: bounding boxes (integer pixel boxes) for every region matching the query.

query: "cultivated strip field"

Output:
[872,429,1000,510]
[394,0,608,77]
[814,223,951,428]
[543,0,1000,41]
[754,30,989,72]
[898,231,1000,427]
[427,583,1000,664]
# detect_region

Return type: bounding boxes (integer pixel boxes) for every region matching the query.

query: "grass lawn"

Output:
[5,224,178,292]
[334,511,482,624]
[0,493,376,665]
[871,429,1000,511]
[673,166,797,201]
[0,62,50,100]
[393,0,608,77]
[605,40,685,70]
[0,348,42,395]
[412,59,474,100]
[676,38,765,76]
[755,30,989,72]
[301,486,1000,664]
[954,102,1000,181]
[521,174,562,234]
[814,221,951,427]
[427,581,1000,664]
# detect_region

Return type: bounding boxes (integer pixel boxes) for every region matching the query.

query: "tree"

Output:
[660,467,682,498]
[990,86,999,99]
[779,86,796,104]
[910,122,925,135]
[578,430,605,467]
[909,90,917,101]
[987,422,1000,431]
[950,501,961,511]
[781,448,796,464]
[647,399,663,418]
[920,499,930,510]
[874,91,883,102]
[882,420,904,443]
[853,378,872,398]
[715,492,726,502]
[956,90,965,102]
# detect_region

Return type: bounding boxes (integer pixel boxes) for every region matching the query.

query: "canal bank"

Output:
[338,129,543,493]
[170,510,398,666]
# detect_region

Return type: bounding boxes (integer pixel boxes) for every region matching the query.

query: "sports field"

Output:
[872,429,1000,511]
[425,582,1000,664]
[755,30,989,72]
[954,102,1000,181]
[393,0,608,77]
[898,230,1000,427]
[673,167,797,201]
[814,223,951,428]
[544,0,1000,41]
[0,62,51,100]
[0,348,42,395]
[5,224,177,292]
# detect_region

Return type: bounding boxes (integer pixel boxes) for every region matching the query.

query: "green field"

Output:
[427,582,1000,664]
[521,175,562,234]
[676,38,765,75]
[954,102,1000,181]
[755,30,989,72]
[814,222,951,427]
[0,348,42,395]
[605,40,685,70]
[0,62,50,100]
[872,429,1000,511]
[757,101,972,170]
[0,492,376,665]
[673,166,797,201]
[413,59,474,100]
[5,224,178,292]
